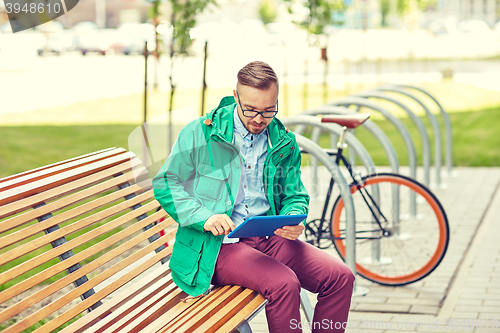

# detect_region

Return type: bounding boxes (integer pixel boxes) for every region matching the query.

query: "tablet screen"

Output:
[227,214,307,238]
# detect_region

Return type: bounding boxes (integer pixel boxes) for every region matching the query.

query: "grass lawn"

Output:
[2,80,500,126]
[1,79,500,178]
[306,105,500,167]
[1,105,499,179]
[0,125,137,178]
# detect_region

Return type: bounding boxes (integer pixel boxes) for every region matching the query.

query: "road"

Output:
[1,34,500,117]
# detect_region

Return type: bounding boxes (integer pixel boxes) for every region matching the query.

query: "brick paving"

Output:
[249,167,500,332]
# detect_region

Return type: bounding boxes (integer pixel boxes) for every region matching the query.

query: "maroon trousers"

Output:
[211,236,355,333]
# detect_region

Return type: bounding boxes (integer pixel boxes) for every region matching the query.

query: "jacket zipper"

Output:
[205,132,242,294]
[263,137,292,215]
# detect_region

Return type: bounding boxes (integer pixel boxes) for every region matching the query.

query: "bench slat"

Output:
[121,290,190,333]
[0,157,143,220]
[0,151,134,207]
[0,148,118,186]
[0,148,127,192]
[0,178,152,252]
[0,198,164,286]
[29,233,175,333]
[140,288,216,333]
[193,288,257,333]
[0,208,170,304]
[117,278,243,333]
[0,164,146,235]
[162,285,244,333]
[0,190,157,280]
[213,294,267,333]
[0,188,155,276]
[155,285,233,333]
[58,266,174,333]
[96,277,183,333]
[0,216,173,329]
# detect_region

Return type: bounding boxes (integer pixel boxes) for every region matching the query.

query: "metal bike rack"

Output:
[354,90,432,187]
[328,97,418,217]
[295,106,400,173]
[328,97,417,179]
[281,116,378,177]
[294,134,369,296]
[396,84,454,178]
[377,84,445,187]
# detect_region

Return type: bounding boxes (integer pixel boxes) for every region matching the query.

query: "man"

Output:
[153,61,354,332]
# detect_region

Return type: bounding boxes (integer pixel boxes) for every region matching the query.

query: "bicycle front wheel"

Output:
[330,173,449,286]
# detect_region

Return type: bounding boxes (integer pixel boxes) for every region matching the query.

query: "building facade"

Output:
[438,0,498,27]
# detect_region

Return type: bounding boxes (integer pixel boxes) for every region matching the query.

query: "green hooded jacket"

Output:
[153,96,310,296]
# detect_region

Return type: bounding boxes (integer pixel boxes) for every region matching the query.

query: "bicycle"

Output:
[303,113,450,286]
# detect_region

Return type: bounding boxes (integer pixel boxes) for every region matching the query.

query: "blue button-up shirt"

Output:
[223,106,271,244]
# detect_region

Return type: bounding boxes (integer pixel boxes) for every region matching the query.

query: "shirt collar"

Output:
[233,105,268,139]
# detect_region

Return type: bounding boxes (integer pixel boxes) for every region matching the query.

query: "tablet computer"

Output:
[227,214,307,238]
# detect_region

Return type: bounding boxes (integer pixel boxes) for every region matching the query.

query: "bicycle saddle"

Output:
[320,113,370,129]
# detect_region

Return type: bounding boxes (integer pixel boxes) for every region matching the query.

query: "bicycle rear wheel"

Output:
[330,173,449,286]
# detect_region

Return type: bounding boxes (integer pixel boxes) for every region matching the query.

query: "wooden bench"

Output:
[0,148,313,333]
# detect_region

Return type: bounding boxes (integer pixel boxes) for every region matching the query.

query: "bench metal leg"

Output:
[34,202,102,312]
[116,177,168,264]
[300,288,314,322]
[233,321,253,333]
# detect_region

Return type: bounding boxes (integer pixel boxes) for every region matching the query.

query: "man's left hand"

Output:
[274,223,305,240]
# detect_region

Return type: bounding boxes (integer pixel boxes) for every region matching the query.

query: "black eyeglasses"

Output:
[236,91,278,118]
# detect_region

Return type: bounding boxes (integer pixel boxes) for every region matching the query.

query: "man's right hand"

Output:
[204,214,236,236]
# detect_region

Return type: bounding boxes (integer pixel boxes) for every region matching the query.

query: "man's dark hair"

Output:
[237,61,279,91]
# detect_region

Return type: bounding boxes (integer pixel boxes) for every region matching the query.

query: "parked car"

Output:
[240,19,267,42]
[266,22,297,45]
[113,22,156,55]
[494,21,500,39]
[427,18,457,36]
[457,19,497,41]
[189,20,242,55]
[0,22,11,33]
[36,21,74,55]
[73,21,110,55]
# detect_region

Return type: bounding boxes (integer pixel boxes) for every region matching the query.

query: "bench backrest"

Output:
[0,148,175,333]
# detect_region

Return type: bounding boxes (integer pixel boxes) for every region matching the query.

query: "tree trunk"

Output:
[322,46,328,104]
[302,34,310,111]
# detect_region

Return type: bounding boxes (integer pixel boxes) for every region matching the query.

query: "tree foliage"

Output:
[150,0,216,57]
[380,0,390,26]
[380,0,437,26]
[259,0,277,25]
[148,0,216,115]
[285,0,346,36]
[168,0,217,56]
[397,0,438,16]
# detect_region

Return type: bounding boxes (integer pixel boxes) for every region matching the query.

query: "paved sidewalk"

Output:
[249,167,500,332]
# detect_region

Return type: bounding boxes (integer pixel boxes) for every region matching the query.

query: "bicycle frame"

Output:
[311,127,390,246]
[303,120,450,285]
